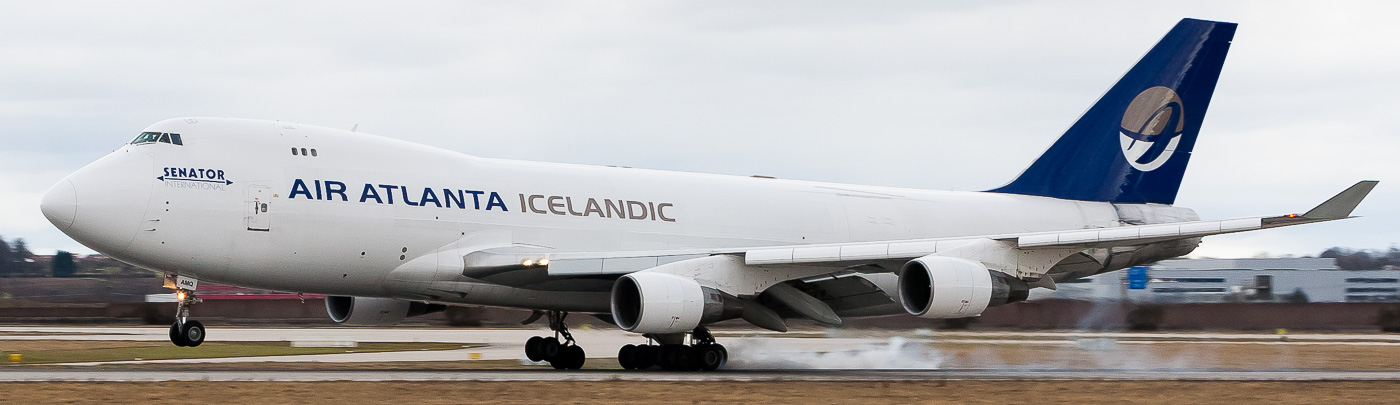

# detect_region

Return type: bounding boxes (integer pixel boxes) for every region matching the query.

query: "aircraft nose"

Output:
[46,148,153,255]
[41,179,78,232]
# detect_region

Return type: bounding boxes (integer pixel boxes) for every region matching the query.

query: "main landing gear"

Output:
[168,288,205,347]
[523,311,586,369]
[618,327,728,371]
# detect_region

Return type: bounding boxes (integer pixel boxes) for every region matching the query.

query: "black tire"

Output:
[169,322,188,347]
[181,320,205,347]
[540,338,561,360]
[698,344,724,371]
[671,345,698,371]
[525,336,544,362]
[659,345,695,371]
[656,345,674,370]
[633,345,657,370]
[618,344,637,370]
[564,345,586,369]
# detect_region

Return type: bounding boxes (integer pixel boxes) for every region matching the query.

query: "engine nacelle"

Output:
[325,296,445,326]
[611,272,742,334]
[897,256,1029,319]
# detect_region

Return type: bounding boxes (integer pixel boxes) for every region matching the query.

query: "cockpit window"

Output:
[130,132,184,146]
[131,132,161,144]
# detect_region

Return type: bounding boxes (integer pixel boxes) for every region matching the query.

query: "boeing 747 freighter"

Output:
[40,18,1375,371]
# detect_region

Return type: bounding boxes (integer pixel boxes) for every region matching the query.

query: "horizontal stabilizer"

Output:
[1304,181,1379,219]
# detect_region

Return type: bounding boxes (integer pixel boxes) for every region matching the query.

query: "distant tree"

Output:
[1385,247,1400,268]
[11,238,32,259]
[51,251,76,278]
[1283,288,1310,304]
[1319,247,1400,270]
[1337,254,1369,270]
[10,238,34,276]
[0,236,11,277]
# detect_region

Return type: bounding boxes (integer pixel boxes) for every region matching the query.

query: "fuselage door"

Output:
[245,184,271,231]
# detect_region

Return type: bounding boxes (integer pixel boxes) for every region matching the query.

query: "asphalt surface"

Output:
[6,326,1400,381]
[4,369,1400,382]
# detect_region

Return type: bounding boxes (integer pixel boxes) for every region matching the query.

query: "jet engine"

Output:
[897,256,1029,319]
[610,272,742,334]
[325,296,445,326]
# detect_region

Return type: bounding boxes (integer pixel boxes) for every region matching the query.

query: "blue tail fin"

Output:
[989,18,1236,205]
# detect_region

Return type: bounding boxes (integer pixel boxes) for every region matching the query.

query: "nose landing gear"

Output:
[168,288,205,347]
[522,311,586,369]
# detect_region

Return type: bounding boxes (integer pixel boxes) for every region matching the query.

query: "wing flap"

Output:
[1016,217,1262,248]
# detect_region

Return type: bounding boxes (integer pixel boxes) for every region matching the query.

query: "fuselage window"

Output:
[292,147,299,155]
[301,148,308,156]
[310,149,317,157]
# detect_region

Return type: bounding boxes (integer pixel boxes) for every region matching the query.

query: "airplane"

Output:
[39,18,1375,371]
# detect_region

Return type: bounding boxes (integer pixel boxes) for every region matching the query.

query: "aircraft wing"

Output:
[510,181,1376,277]
[444,181,1373,327]
[746,180,1378,265]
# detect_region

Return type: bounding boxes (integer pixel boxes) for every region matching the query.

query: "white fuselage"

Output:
[52,118,1134,304]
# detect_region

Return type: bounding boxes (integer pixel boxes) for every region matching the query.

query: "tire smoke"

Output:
[723,336,945,369]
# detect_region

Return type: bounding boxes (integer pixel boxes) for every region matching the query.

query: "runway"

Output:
[7,326,1400,381]
[6,369,1400,382]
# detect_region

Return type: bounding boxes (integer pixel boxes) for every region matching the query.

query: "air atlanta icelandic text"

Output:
[288,179,675,222]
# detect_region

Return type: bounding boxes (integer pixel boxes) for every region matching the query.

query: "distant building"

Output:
[1035,257,1400,303]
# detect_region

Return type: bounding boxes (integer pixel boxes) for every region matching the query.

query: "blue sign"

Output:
[1127,266,1149,289]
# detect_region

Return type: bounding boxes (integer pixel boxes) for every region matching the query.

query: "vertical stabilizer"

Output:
[990,18,1236,204]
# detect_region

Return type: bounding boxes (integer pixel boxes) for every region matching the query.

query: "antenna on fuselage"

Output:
[350,124,359,133]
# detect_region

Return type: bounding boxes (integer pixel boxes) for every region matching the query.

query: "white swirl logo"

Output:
[1118,86,1185,172]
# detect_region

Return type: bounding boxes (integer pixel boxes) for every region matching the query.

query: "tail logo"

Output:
[1118,86,1185,172]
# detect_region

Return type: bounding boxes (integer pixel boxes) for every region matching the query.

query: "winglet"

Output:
[1303,181,1379,219]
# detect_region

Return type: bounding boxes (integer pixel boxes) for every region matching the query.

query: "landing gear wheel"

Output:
[169,322,189,347]
[660,345,698,371]
[550,345,585,370]
[618,344,638,370]
[167,286,203,347]
[180,320,205,347]
[539,337,561,359]
[564,345,586,369]
[697,344,727,371]
[525,336,544,362]
[634,345,657,370]
[524,310,586,370]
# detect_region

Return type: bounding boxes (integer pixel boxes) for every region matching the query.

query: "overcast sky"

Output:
[2,1,1395,258]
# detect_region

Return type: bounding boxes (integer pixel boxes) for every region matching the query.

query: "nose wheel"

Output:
[168,288,205,347]
[522,311,586,369]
